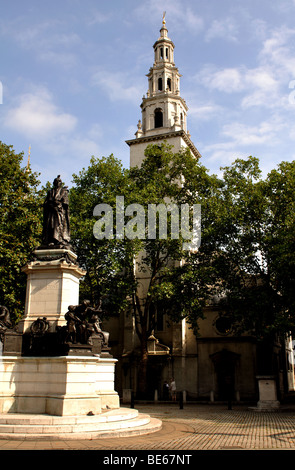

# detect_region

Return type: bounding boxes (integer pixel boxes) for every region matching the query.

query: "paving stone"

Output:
[1,403,295,450]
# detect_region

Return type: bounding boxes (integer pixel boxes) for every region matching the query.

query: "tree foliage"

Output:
[193,156,295,345]
[70,154,134,314]
[0,142,44,322]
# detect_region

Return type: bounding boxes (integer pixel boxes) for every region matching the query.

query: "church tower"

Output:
[126,16,201,167]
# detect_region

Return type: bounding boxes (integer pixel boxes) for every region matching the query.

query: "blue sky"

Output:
[1,0,295,187]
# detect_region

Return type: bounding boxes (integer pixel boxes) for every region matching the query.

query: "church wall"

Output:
[185,321,198,355]
[129,135,189,168]
[195,309,258,401]
[104,300,259,401]
[196,339,257,401]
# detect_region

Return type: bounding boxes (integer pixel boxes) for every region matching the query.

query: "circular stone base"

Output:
[0,408,162,440]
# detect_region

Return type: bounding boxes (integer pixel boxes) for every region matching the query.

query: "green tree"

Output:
[193,156,295,374]
[264,161,295,334]
[126,144,225,394]
[70,144,219,396]
[54,145,295,387]
[70,154,134,314]
[0,142,43,322]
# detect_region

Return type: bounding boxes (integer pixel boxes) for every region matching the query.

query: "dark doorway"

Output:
[146,361,162,400]
[210,349,240,401]
[216,361,235,400]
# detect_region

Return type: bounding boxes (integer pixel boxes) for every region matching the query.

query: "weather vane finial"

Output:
[26,144,31,172]
[162,11,166,25]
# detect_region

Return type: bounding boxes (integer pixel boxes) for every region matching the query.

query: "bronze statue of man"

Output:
[42,175,71,248]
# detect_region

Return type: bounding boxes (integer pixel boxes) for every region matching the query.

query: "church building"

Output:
[107,18,295,404]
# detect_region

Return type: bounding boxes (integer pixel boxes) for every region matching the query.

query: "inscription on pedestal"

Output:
[2,331,23,356]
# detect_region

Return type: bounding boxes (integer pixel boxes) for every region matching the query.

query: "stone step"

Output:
[0,408,139,425]
[0,408,162,440]
[0,415,151,434]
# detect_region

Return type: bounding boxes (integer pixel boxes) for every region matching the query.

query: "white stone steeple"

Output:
[127,17,201,167]
[142,15,187,136]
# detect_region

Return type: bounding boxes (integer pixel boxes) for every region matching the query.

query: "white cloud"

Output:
[222,121,276,146]
[205,18,239,43]
[200,114,288,175]
[197,64,282,112]
[194,25,295,114]
[133,0,204,34]
[86,10,111,26]
[0,18,81,68]
[259,27,295,75]
[91,69,144,104]
[188,102,224,122]
[198,66,243,93]
[87,123,104,141]
[50,135,100,161]
[4,88,77,139]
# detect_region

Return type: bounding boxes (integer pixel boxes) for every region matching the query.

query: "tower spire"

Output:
[26,145,31,172]
[137,18,187,136]
[126,20,201,166]
[160,11,168,39]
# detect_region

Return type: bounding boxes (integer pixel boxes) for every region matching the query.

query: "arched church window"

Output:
[158,77,163,91]
[154,108,163,128]
[166,48,168,59]
[167,78,171,91]
[160,47,164,59]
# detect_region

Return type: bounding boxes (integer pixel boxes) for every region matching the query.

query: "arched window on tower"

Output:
[154,108,163,128]
[158,77,163,91]
[167,78,171,91]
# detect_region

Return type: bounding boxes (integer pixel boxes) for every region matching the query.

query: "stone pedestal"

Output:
[19,248,86,333]
[0,247,121,418]
[250,376,280,411]
[257,376,280,410]
[0,355,119,416]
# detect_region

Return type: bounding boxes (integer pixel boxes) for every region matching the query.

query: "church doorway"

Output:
[216,360,235,400]
[210,349,240,401]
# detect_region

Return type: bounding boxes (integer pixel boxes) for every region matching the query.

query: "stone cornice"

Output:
[126,130,202,159]
[153,37,175,49]
[140,93,188,111]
